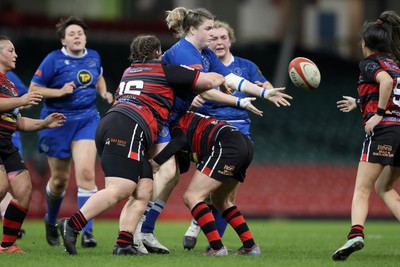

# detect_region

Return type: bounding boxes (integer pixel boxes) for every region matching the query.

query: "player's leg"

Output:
[375,166,400,219]
[59,174,137,255]
[332,161,383,261]
[45,156,71,246]
[139,142,176,254]
[115,174,153,256]
[183,170,227,256]
[1,168,31,254]
[211,181,259,256]
[39,124,75,246]
[71,139,98,248]
[0,193,25,239]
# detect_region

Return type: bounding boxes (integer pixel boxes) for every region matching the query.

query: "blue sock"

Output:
[143,201,154,218]
[141,199,165,233]
[78,187,97,233]
[210,204,228,237]
[45,182,65,225]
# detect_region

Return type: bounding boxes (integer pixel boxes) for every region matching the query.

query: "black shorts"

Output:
[95,112,153,183]
[0,138,26,172]
[197,129,253,183]
[360,125,400,166]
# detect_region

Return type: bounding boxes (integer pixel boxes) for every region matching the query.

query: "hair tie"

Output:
[376,18,383,25]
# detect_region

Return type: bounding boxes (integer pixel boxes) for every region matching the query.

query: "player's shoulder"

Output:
[85,48,100,57]
[233,55,257,67]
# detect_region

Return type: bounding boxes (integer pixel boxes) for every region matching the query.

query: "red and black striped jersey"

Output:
[110,60,200,144]
[171,112,236,164]
[358,52,400,126]
[0,72,19,138]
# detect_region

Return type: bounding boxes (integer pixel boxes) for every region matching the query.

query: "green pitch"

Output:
[2,219,399,267]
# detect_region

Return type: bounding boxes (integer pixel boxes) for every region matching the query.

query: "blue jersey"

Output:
[198,56,267,121]
[163,38,231,119]
[31,47,102,120]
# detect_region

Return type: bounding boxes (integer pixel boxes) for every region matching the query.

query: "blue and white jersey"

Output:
[31,47,102,120]
[163,38,231,120]
[198,56,267,121]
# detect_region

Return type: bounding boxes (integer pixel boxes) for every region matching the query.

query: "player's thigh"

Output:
[184,170,222,207]
[71,139,97,178]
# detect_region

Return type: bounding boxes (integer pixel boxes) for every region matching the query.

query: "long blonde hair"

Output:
[165,7,215,38]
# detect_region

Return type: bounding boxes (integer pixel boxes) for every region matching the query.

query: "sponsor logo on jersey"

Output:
[218,164,235,176]
[373,144,394,158]
[109,138,127,147]
[77,70,93,85]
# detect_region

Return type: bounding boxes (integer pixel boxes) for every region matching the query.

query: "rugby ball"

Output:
[288,57,321,91]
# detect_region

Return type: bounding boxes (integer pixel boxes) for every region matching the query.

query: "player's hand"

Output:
[59,81,75,96]
[365,114,382,135]
[21,92,43,106]
[190,95,205,109]
[219,82,233,95]
[337,96,357,112]
[237,97,263,117]
[102,91,114,104]
[262,87,292,107]
[44,113,67,128]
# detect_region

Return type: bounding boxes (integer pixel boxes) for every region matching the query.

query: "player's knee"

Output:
[182,191,192,209]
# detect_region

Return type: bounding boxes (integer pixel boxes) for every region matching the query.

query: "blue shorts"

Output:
[154,125,171,144]
[38,115,100,159]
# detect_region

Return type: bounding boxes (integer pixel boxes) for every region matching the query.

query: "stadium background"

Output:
[1,0,400,220]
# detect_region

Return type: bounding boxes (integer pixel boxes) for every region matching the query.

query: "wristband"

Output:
[261,89,266,98]
[236,98,241,107]
[376,107,385,116]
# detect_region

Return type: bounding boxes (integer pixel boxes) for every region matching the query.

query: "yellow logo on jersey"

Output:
[77,70,93,85]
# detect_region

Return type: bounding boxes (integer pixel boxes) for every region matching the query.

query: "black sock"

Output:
[117,231,133,248]
[69,210,87,231]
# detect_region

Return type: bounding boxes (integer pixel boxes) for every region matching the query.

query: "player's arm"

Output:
[364,70,393,135]
[16,112,66,132]
[192,72,225,92]
[195,73,263,116]
[224,73,292,107]
[150,122,188,173]
[96,75,113,104]
[29,81,75,99]
[199,89,263,117]
[0,92,43,112]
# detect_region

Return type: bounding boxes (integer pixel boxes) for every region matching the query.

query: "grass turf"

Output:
[2,219,400,267]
